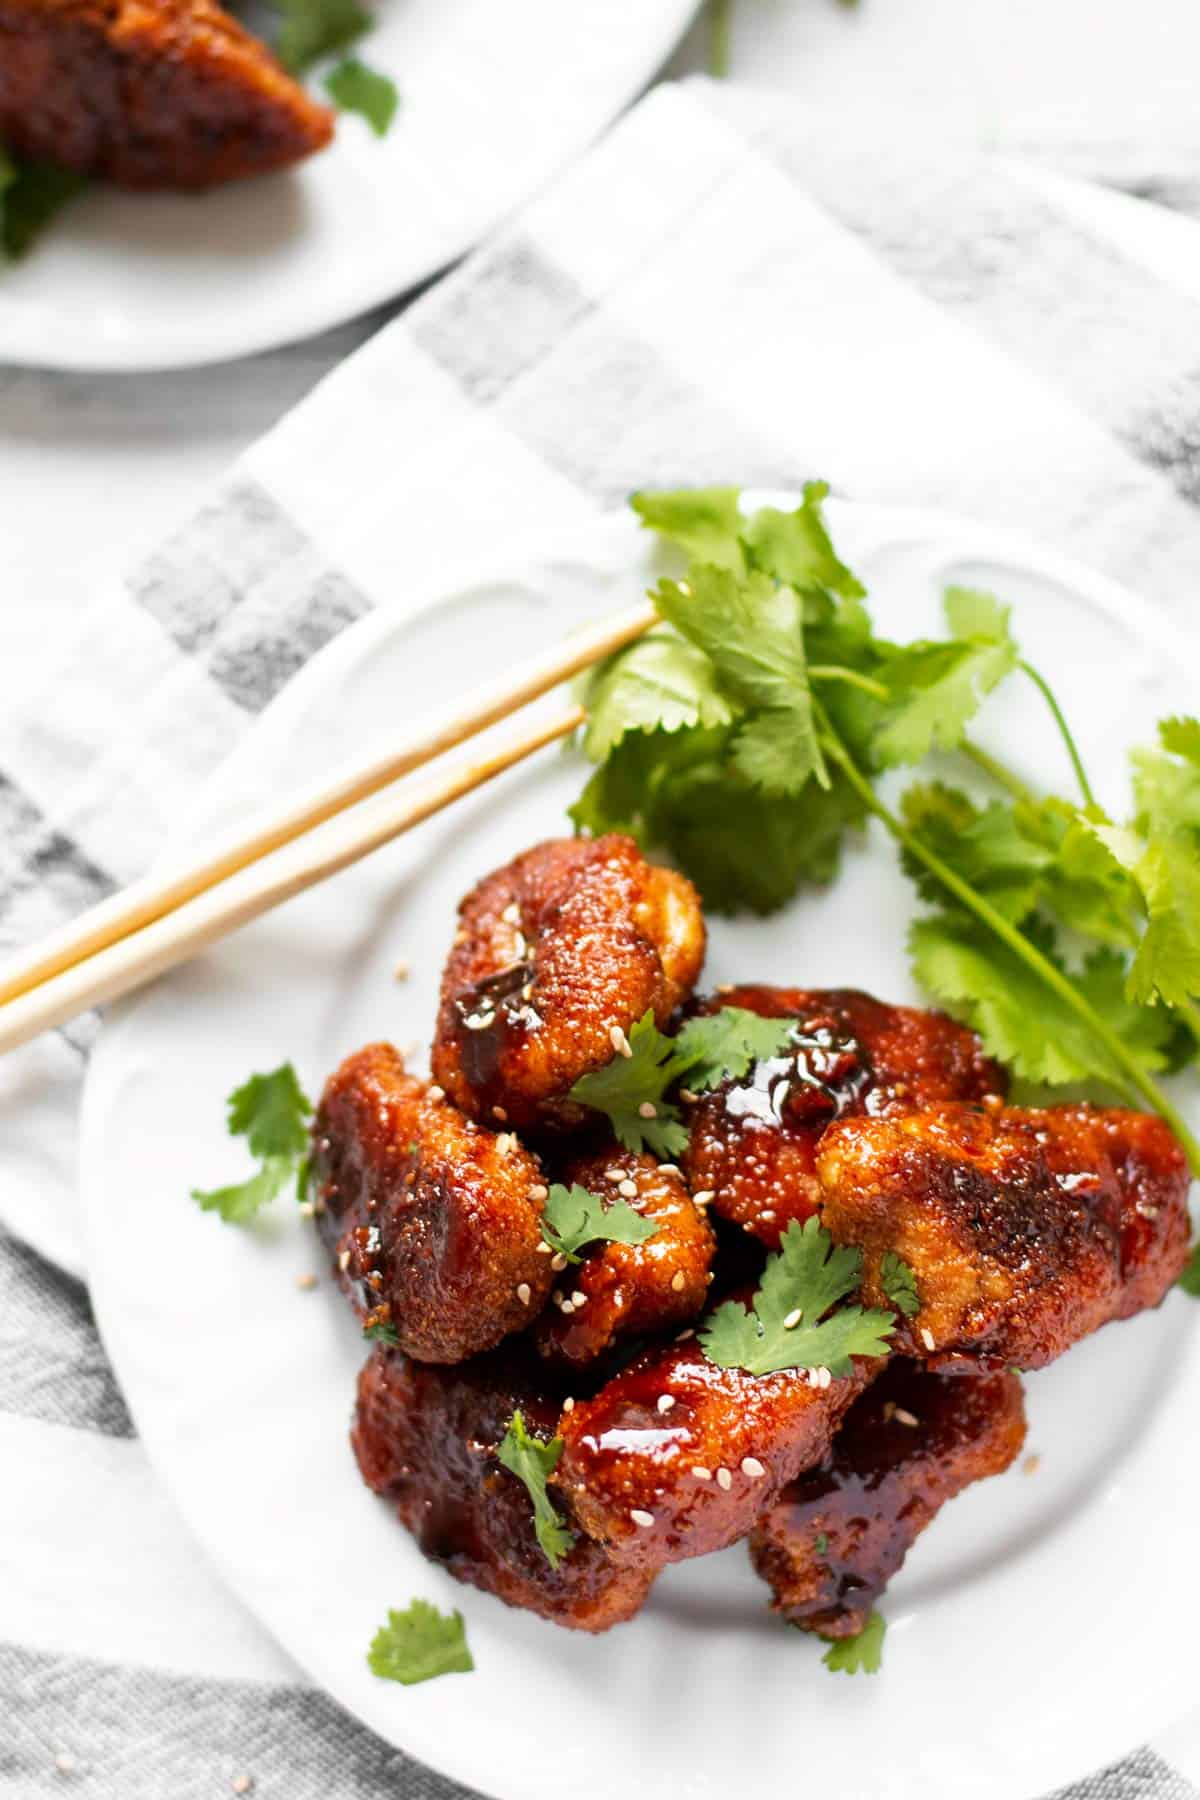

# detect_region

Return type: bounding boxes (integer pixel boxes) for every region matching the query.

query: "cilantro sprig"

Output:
[539,1183,661,1264]
[699,1217,896,1377]
[821,1611,886,1675]
[568,1005,797,1156]
[367,1599,473,1685]
[880,1252,920,1319]
[497,1412,575,1568]
[572,484,1200,1173]
[192,1063,313,1224]
[0,146,86,261]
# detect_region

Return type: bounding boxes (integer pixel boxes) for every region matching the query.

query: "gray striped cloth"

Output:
[3,76,1200,1800]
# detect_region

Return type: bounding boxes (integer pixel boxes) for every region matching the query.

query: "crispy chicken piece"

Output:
[311,1043,554,1365]
[555,1329,881,1569]
[818,1102,1191,1370]
[432,835,705,1134]
[535,1149,716,1369]
[750,1363,1026,1636]
[353,1344,655,1633]
[0,0,333,190]
[683,986,1007,1249]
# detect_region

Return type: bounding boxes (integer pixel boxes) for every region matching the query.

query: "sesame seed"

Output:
[298,1201,315,1219]
[783,1308,802,1330]
[893,1408,919,1428]
[604,1165,625,1181]
[692,1465,712,1480]
[657,1395,676,1414]
[561,1299,576,1315]
[671,1270,686,1293]
[630,1509,655,1529]
[502,902,521,924]
[675,1327,695,1341]
[741,1457,765,1479]
[536,1241,552,1255]
[295,1273,318,1292]
[563,1397,576,1413]
[54,1755,77,1776]
[820,1367,833,1389]
[692,1189,715,1208]
[231,1780,254,1797]
[658,1164,681,1177]
[920,1327,936,1352]
[393,958,410,981]
[551,1252,568,1272]
[337,1249,351,1273]
[530,1183,549,1202]
[1023,1453,1041,1476]
[492,1105,508,1121]
[618,1178,639,1199]
[610,1025,633,1058]
[716,982,735,995]
[759,1209,776,1222]
[882,1401,896,1422]
[317,1136,331,1153]
[679,1088,698,1104]
[638,1101,658,1119]
[571,1290,587,1308]
[427,1084,445,1103]
[454,928,469,945]
[517,1283,532,1306]
[716,1467,732,1491]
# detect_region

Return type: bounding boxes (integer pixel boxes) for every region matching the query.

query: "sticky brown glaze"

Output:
[311,1043,554,1364]
[554,1329,881,1569]
[534,1149,716,1369]
[817,1102,1191,1370]
[431,835,705,1134]
[353,1345,655,1632]
[0,0,333,189]
[683,987,1007,1249]
[750,1363,1026,1636]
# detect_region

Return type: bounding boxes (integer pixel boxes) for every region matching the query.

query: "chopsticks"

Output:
[0,598,658,1057]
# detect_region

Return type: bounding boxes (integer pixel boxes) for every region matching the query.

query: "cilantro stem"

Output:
[809,665,890,701]
[707,0,732,75]
[1018,661,1096,809]
[818,717,1200,1172]
[959,738,1036,805]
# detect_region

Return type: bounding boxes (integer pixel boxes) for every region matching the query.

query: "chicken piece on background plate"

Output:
[555,1328,883,1570]
[0,0,333,189]
[432,835,705,1134]
[817,1101,1191,1370]
[354,1345,656,1632]
[311,1042,554,1364]
[534,1148,716,1370]
[683,986,1007,1251]
[750,1362,1026,1637]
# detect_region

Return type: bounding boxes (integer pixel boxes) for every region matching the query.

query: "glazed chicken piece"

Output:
[817,1102,1191,1370]
[534,1148,716,1369]
[0,0,333,190]
[750,1363,1026,1637]
[354,1344,655,1633]
[432,835,705,1134]
[311,1043,554,1364]
[555,1329,881,1570]
[683,986,1007,1250]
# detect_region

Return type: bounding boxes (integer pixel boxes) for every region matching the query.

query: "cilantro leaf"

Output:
[1178,1243,1200,1298]
[1133,716,1200,839]
[580,629,733,760]
[821,1611,886,1675]
[880,1251,920,1318]
[1093,827,1200,1009]
[325,58,399,134]
[272,0,370,72]
[1160,716,1200,764]
[568,1010,688,1157]
[630,486,745,570]
[670,1006,796,1090]
[740,481,866,600]
[699,1217,896,1378]
[0,148,86,260]
[497,1412,575,1567]
[193,1062,313,1226]
[363,1318,401,1345]
[367,1600,473,1685]
[539,1183,661,1264]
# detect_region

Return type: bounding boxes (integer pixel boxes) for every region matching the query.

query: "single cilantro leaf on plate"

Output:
[191,1156,294,1225]
[568,1010,688,1157]
[872,587,1018,769]
[0,148,87,259]
[670,1006,796,1091]
[325,57,399,134]
[580,629,734,761]
[227,1063,313,1161]
[497,1411,576,1567]
[740,481,866,600]
[367,1599,473,1685]
[630,486,746,570]
[273,0,370,73]
[880,1250,920,1318]
[821,1611,886,1675]
[539,1183,661,1264]
[700,1217,896,1378]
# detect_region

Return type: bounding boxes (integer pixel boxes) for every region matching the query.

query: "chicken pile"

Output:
[311,835,1192,1638]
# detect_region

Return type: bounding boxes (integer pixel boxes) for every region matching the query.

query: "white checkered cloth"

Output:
[3,77,1200,1800]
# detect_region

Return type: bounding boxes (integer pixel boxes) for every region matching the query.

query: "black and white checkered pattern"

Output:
[3,78,1200,1800]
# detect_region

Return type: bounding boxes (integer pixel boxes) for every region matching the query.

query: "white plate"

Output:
[0,0,696,372]
[82,502,1200,1800]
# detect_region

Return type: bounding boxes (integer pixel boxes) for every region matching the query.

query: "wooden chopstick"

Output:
[0,703,585,1057]
[0,599,657,1012]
